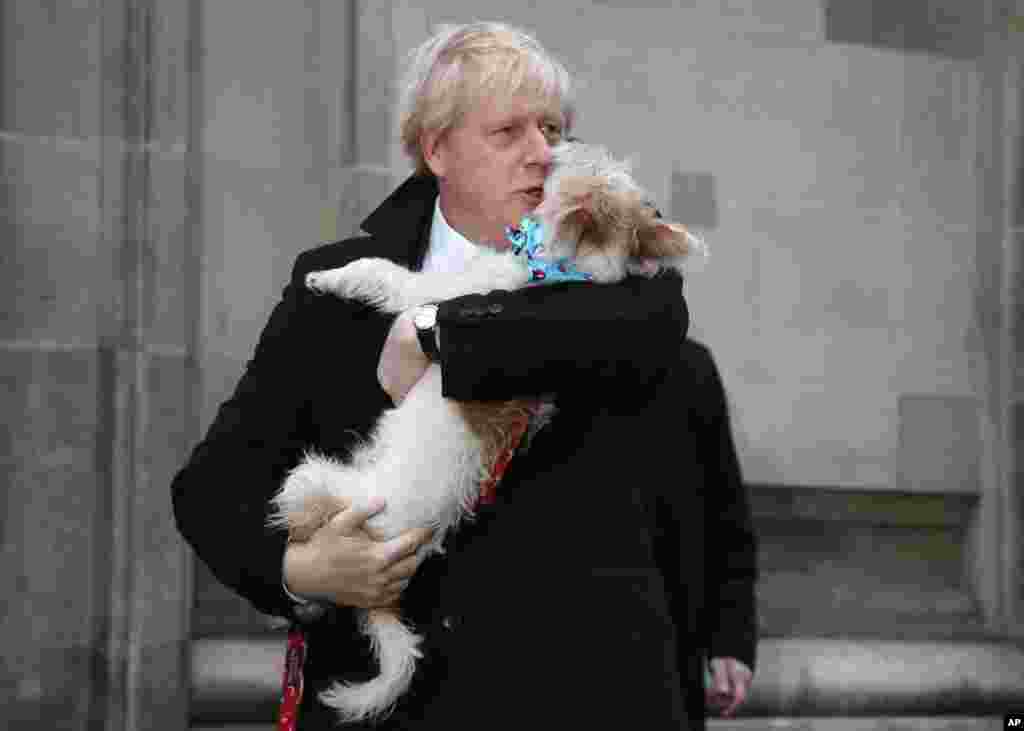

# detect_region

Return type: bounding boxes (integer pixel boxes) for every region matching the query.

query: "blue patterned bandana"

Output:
[505,216,593,285]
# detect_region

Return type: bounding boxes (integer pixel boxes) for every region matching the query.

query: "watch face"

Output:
[415,306,437,329]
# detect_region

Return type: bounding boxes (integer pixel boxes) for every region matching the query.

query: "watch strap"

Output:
[415,306,441,362]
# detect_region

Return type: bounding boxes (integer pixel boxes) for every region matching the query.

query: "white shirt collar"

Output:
[422,196,479,274]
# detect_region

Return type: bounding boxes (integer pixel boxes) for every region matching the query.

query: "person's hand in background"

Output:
[706,657,753,717]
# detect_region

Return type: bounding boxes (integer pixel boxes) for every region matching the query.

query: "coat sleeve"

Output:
[692,343,759,674]
[436,270,688,403]
[170,250,338,622]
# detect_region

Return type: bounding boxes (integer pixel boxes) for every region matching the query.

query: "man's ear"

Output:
[421,129,447,178]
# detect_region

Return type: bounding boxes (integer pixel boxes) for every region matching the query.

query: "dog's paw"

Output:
[305,265,368,297]
[305,259,410,311]
[305,270,331,294]
[626,257,662,278]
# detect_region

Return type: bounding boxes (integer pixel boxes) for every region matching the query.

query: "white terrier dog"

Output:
[267,140,707,723]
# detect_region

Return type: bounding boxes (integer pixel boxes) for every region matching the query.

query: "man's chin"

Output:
[512,202,541,224]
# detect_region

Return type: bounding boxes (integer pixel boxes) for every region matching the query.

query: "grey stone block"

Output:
[824,0,985,61]
[328,164,407,241]
[0,134,107,344]
[897,394,981,494]
[822,278,894,329]
[671,170,718,230]
[751,486,981,639]
[147,150,193,352]
[1014,231,1024,400]
[1015,86,1024,228]
[1018,399,1024,604]
[0,346,103,727]
[707,717,1007,729]
[0,2,101,137]
[190,636,1024,722]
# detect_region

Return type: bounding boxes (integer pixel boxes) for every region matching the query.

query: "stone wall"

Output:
[2,1,1022,728]
[1,1,195,728]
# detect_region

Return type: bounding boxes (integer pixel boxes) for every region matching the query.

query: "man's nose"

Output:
[525,125,554,167]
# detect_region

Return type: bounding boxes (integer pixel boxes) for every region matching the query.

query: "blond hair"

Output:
[398,21,576,176]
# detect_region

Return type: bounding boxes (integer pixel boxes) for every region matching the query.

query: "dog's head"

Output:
[532,141,707,282]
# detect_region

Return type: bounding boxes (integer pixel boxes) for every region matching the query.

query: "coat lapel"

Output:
[359,173,439,272]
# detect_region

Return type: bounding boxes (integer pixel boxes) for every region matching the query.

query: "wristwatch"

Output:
[413,303,441,362]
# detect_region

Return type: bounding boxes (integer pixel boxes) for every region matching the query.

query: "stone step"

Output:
[188,636,1024,724]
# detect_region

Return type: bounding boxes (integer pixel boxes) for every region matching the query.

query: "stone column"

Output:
[972,0,1023,636]
[326,1,430,241]
[0,0,198,728]
[1003,4,1024,636]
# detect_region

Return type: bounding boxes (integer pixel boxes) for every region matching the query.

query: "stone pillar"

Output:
[972,0,1023,636]
[0,1,197,728]
[326,1,430,241]
[1003,4,1024,636]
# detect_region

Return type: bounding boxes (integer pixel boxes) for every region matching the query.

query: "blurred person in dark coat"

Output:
[171,21,757,730]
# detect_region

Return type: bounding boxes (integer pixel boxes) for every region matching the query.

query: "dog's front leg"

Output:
[306,258,419,312]
[306,250,531,312]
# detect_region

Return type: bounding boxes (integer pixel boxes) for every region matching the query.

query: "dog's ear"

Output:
[635,219,708,259]
[557,173,602,227]
[553,175,620,233]
[558,198,595,232]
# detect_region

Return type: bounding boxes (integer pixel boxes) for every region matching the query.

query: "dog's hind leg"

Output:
[268,454,351,542]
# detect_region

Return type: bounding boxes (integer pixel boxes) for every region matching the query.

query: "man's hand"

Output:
[378,309,431,407]
[283,498,435,609]
[706,657,753,717]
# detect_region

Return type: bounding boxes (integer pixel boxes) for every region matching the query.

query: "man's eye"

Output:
[542,123,563,141]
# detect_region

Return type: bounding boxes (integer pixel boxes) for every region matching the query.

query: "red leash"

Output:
[278,627,306,731]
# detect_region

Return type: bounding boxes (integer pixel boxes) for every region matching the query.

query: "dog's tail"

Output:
[318,607,424,724]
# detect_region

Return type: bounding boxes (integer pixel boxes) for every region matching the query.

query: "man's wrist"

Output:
[282,551,329,623]
[282,577,311,605]
[282,543,318,605]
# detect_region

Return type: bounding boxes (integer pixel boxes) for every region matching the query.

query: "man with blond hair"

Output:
[172,21,757,729]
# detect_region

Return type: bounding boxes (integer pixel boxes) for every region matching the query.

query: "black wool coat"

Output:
[171,173,759,730]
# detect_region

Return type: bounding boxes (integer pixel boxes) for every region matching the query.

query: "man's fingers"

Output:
[327,497,387,535]
[711,659,730,695]
[724,682,748,716]
[386,575,412,595]
[381,526,435,564]
[382,551,423,584]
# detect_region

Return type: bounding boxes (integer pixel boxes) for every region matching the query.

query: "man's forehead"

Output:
[475,93,564,122]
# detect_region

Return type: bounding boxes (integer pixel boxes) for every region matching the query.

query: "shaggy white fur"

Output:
[267,141,706,723]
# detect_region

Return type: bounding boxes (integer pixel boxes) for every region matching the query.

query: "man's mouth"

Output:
[520,187,544,204]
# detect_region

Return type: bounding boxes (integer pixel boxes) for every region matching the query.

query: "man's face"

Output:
[423,93,564,249]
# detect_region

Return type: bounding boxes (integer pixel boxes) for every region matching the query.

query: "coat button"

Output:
[441,615,456,630]
[487,303,503,315]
